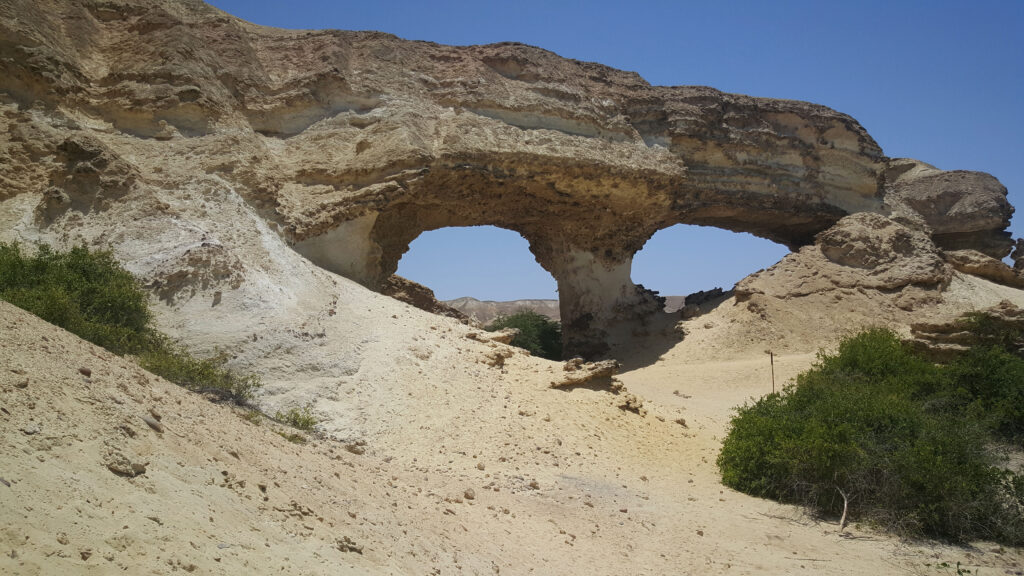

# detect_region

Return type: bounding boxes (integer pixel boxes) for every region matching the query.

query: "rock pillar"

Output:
[549,250,664,359]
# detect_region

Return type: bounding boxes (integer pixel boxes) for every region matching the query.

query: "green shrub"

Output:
[0,242,260,404]
[958,311,1024,358]
[0,243,151,354]
[718,328,1024,545]
[485,310,562,360]
[944,346,1024,445]
[138,337,261,404]
[275,403,318,431]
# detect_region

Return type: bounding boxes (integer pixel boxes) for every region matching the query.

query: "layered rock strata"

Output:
[736,213,954,311]
[0,0,1015,356]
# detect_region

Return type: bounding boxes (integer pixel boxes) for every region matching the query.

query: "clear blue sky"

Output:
[209,0,1023,301]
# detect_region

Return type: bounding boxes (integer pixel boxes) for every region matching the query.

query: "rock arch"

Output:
[269,45,1013,359]
[0,1,1013,357]
[285,120,1011,358]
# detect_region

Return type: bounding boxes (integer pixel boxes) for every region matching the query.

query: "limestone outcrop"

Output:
[909,300,1024,361]
[381,275,469,322]
[0,0,1016,357]
[550,358,620,389]
[943,250,1024,289]
[736,213,952,311]
[883,159,1014,256]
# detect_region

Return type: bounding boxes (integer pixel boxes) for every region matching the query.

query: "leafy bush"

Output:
[718,328,1024,545]
[485,310,562,360]
[275,403,318,431]
[958,311,1024,358]
[0,242,259,404]
[0,243,151,355]
[938,313,1024,445]
[138,337,261,404]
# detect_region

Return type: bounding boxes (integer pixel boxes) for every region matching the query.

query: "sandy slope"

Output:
[1,2,1021,572]
[3,282,1024,575]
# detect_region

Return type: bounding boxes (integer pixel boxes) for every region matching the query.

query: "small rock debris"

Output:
[141,414,164,433]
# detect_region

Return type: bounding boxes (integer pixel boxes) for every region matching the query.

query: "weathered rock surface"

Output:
[909,300,1024,361]
[466,328,519,345]
[943,250,1024,289]
[381,275,469,322]
[0,0,1015,356]
[883,158,1014,257]
[736,213,951,311]
[551,358,620,389]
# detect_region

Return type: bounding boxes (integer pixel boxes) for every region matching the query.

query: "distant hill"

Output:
[444,297,562,324]
[446,295,689,324]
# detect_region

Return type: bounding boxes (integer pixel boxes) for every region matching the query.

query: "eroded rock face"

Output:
[884,158,1014,257]
[380,275,469,322]
[943,250,1024,289]
[910,300,1024,361]
[736,213,952,311]
[0,0,1015,357]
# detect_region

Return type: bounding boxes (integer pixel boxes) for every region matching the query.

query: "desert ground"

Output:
[3,271,1023,575]
[1,1,1023,574]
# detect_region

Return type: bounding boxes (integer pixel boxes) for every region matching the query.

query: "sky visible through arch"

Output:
[208,0,1023,301]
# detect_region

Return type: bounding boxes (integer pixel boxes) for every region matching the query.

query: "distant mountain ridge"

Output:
[445,295,689,324]
[444,297,562,324]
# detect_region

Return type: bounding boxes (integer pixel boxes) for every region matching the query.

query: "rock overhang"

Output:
[0,0,1017,358]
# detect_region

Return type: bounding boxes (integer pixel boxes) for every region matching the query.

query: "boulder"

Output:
[380,275,470,322]
[736,213,951,309]
[943,250,1024,288]
[884,158,1014,258]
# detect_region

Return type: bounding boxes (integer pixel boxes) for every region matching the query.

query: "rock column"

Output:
[548,250,664,359]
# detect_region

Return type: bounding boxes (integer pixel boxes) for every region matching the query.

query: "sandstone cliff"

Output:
[2,4,1024,573]
[0,0,1017,358]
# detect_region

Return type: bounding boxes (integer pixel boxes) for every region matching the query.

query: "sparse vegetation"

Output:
[485,310,562,360]
[275,403,318,431]
[0,242,260,404]
[718,327,1024,545]
[240,409,262,425]
[275,431,307,444]
[138,340,261,404]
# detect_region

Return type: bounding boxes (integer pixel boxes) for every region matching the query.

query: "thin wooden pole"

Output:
[836,486,849,533]
[770,350,775,394]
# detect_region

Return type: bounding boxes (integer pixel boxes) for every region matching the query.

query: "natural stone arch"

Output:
[289,147,1009,359]
[0,0,1014,358]
[291,150,879,358]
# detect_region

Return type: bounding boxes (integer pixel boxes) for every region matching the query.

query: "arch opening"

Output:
[631,224,790,311]
[395,225,559,324]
